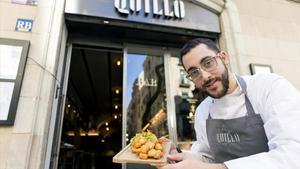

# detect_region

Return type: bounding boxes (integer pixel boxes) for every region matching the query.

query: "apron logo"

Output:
[216,132,240,143]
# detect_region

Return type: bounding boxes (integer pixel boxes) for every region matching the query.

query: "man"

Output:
[160,38,300,169]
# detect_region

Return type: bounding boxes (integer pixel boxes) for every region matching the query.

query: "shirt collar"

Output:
[211,74,242,103]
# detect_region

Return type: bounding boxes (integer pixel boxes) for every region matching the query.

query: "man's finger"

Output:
[158,162,181,169]
[167,153,184,161]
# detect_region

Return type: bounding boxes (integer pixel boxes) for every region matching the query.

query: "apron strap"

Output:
[236,76,256,116]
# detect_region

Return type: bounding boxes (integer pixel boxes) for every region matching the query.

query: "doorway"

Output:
[57,45,123,169]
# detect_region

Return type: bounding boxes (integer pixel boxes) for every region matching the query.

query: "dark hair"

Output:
[180,38,220,65]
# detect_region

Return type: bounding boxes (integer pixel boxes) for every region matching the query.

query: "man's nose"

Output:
[200,69,212,80]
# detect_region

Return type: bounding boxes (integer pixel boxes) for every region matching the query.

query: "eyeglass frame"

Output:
[185,54,220,81]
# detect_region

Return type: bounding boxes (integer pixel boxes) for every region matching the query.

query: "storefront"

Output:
[43,1,221,169]
[3,0,300,169]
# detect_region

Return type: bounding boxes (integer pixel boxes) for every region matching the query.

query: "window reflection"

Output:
[172,61,207,150]
[126,53,168,144]
[0,82,15,120]
[0,45,22,79]
[179,69,189,87]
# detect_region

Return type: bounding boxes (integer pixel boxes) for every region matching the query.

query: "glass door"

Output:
[164,48,206,151]
[122,44,206,169]
[123,45,168,169]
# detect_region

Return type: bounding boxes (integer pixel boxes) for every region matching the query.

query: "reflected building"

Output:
[170,56,207,149]
[127,55,167,140]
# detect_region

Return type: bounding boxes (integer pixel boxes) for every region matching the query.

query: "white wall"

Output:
[220,0,300,90]
[0,0,66,168]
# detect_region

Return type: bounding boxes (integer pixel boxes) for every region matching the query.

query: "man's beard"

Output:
[200,66,229,99]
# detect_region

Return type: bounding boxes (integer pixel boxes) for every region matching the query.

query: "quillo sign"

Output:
[65,0,220,33]
[114,0,185,19]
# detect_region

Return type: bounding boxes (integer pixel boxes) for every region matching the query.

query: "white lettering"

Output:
[144,78,150,86]
[24,22,32,30]
[130,0,142,12]
[114,0,129,14]
[174,0,185,18]
[145,0,150,14]
[153,0,163,16]
[17,21,25,28]
[234,133,240,142]
[216,132,241,143]
[136,78,158,88]
[151,79,157,86]
[163,0,174,17]
[114,0,185,19]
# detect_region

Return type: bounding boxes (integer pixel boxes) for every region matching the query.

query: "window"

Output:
[125,52,168,141]
[179,68,190,88]
[249,63,273,75]
[11,0,38,5]
[171,54,207,150]
[0,38,29,125]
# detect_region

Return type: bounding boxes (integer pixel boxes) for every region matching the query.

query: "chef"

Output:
[160,38,300,169]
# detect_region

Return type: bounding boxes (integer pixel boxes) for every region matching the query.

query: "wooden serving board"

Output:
[113,141,171,166]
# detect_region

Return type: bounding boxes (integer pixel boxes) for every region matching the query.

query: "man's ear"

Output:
[219,51,229,65]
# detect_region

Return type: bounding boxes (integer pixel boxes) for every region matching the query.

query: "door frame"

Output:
[123,44,179,144]
[48,38,181,169]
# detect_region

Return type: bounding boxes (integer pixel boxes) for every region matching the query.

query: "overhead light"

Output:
[117,60,121,66]
[67,131,88,136]
[87,131,99,136]
[73,110,76,113]
[115,89,119,94]
[67,104,71,108]
[114,105,118,109]
[67,131,75,136]
[101,139,105,143]
[105,122,109,126]
[114,115,118,119]
[103,20,109,24]
[106,127,110,131]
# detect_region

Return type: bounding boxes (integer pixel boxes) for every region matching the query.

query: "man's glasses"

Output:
[185,55,219,80]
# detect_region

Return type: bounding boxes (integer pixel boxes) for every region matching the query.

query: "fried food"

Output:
[139,153,148,160]
[131,130,164,160]
[147,149,157,157]
[155,142,163,150]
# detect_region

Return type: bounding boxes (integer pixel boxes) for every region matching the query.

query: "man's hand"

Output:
[158,137,178,154]
[158,152,228,169]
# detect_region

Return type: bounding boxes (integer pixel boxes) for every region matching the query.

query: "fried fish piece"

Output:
[153,150,163,159]
[147,149,157,157]
[130,130,164,160]
[139,153,148,160]
[155,142,163,151]
[145,141,155,149]
[131,147,141,154]
[140,144,150,154]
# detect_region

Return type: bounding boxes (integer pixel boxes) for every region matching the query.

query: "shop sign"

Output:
[15,18,33,32]
[65,0,221,33]
[136,78,157,88]
[114,0,185,19]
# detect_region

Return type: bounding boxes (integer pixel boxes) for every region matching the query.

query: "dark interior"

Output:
[58,46,123,169]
